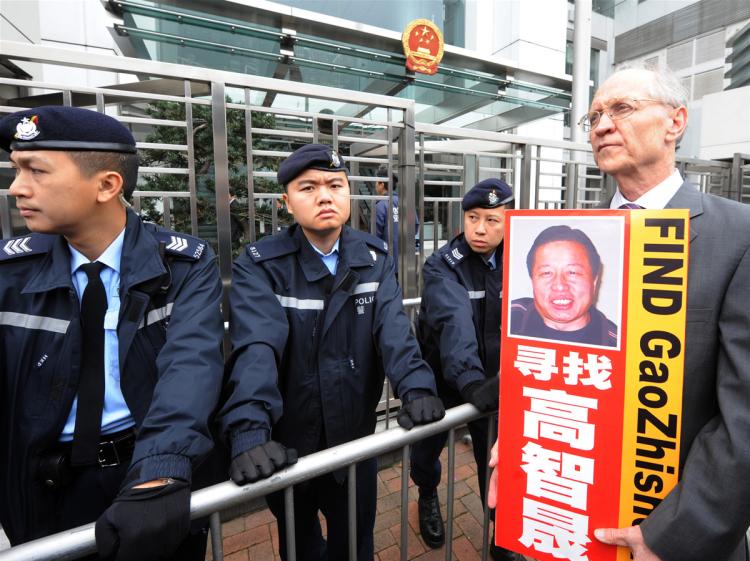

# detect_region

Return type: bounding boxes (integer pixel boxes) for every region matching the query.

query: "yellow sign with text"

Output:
[617,210,689,560]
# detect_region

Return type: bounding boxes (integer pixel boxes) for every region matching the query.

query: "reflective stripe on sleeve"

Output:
[467,291,486,299]
[275,294,325,310]
[353,282,380,295]
[140,302,173,329]
[0,311,70,333]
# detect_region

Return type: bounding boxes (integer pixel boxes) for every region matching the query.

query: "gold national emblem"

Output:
[402,19,445,76]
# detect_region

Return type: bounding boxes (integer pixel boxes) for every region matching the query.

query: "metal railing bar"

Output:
[185,80,199,237]
[416,122,592,152]
[336,156,390,164]
[117,116,187,128]
[0,80,208,106]
[138,167,190,175]
[445,428,456,561]
[130,191,192,198]
[384,379,392,429]
[474,153,517,159]
[251,193,284,199]
[479,167,514,174]
[400,445,410,561]
[348,463,357,561]
[224,103,405,129]
[249,128,314,139]
[249,171,282,180]
[432,200,439,251]
[0,405,484,561]
[163,196,172,229]
[529,157,597,167]
[334,136,390,146]
[284,486,296,561]
[136,142,189,151]
[209,511,224,561]
[347,176,381,182]
[424,197,463,203]
[481,416,496,561]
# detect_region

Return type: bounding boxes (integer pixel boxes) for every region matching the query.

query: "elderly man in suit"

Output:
[578,65,750,560]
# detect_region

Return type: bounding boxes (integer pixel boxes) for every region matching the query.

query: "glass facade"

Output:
[113,0,569,129]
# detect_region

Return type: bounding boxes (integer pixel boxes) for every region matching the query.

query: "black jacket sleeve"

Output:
[130,250,224,484]
[218,249,288,458]
[372,254,437,398]
[419,256,485,393]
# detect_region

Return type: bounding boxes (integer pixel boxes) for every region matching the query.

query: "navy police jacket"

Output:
[220,224,437,459]
[417,233,502,402]
[0,210,224,544]
[375,194,419,274]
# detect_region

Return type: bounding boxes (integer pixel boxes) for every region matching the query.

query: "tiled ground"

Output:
[212,439,533,561]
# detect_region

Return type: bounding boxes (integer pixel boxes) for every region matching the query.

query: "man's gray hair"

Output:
[614,61,689,108]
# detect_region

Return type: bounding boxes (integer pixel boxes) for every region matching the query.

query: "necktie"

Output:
[70,261,107,466]
[619,203,644,209]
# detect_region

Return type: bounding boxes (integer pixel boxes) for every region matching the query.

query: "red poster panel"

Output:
[495,209,689,561]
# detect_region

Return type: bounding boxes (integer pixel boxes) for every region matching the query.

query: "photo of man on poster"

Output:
[509,222,620,348]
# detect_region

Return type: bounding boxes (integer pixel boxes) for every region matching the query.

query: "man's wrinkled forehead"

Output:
[591,70,653,108]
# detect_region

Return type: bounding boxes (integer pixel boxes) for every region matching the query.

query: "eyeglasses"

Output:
[578,99,669,131]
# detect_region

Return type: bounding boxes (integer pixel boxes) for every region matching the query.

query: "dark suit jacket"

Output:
[606,182,750,561]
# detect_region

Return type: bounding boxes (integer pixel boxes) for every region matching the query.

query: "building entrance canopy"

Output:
[109,0,572,131]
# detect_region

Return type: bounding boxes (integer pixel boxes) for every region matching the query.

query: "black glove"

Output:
[397,394,445,429]
[460,376,499,413]
[229,440,298,485]
[96,478,190,561]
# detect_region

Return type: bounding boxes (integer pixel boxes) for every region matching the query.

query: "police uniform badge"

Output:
[14,116,40,141]
[330,150,341,168]
[487,190,499,206]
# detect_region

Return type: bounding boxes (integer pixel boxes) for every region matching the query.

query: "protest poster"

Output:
[495,209,689,561]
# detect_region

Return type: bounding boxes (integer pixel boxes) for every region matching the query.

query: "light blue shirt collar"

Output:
[69,228,125,275]
[310,238,340,276]
[487,251,496,270]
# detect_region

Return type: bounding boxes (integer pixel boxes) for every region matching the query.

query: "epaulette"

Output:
[149,229,208,261]
[0,233,54,262]
[348,228,388,254]
[440,243,467,269]
[245,232,298,263]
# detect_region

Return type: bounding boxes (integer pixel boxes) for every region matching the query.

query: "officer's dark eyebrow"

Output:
[9,153,50,167]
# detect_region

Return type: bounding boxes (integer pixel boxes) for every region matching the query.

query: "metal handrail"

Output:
[0,403,484,561]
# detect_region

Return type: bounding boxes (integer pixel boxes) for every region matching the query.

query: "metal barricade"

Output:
[0,404,496,561]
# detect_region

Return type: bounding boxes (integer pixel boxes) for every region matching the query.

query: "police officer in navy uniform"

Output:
[374,164,419,275]
[0,106,224,560]
[510,225,617,347]
[410,178,520,561]
[219,144,445,561]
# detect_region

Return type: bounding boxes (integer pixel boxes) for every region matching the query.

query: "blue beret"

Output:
[0,106,136,154]
[461,178,514,211]
[277,144,347,186]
